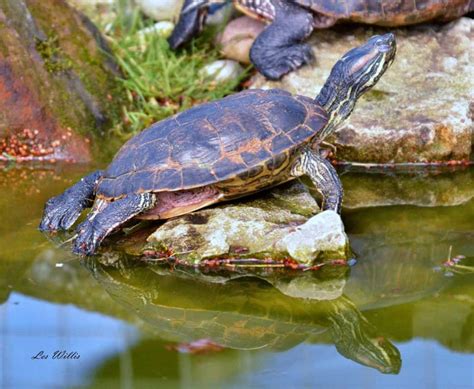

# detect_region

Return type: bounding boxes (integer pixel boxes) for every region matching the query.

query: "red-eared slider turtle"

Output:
[39,34,396,255]
[169,0,473,79]
[86,259,401,374]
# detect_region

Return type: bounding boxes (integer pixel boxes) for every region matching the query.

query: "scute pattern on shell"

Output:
[97,89,328,199]
[297,0,473,25]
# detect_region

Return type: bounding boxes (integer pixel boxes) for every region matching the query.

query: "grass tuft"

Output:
[103,5,249,139]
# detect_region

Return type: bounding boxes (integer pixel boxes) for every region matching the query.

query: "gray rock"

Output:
[252,17,474,164]
[276,210,347,263]
[199,60,244,83]
[135,0,184,22]
[147,181,348,264]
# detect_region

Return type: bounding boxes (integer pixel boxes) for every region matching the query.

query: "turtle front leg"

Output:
[292,147,343,213]
[249,0,314,80]
[39,170,103,231]
[168,0,210,49]
[73,192,156,256]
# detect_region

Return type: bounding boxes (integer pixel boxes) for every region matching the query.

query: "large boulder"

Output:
[146,182,349,265]
[0,0,123,162]
[249,17,474,164]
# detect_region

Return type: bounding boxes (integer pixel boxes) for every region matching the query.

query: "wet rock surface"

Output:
[147,181,349,265]
[0,0,123,162]
[250,17,474,164]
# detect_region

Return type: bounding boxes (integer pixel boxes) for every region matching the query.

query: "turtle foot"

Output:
[252,43,314,80]
[72,220,103,256]
[39,193,87,232]
[39,170,102,232]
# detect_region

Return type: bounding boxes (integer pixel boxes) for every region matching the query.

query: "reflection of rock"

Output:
[87,259,401,374]
[341,168,474,208]
[147,182,348,265]
[0,0,123,162]
[343,199,474,309]
[252,18,474,163]
[217,16,266,64]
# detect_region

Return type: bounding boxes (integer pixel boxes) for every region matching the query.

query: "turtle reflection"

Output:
[84,258,401,374]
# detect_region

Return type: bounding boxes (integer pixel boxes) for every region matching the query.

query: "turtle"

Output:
[168,0,473,80]
[39,33,396,256]
[85,258,402,374]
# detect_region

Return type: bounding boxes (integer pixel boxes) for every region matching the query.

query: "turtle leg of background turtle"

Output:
[73,192,156,256]
[293,147,343,213]
[320,141,337,155]
[249,0,314,80]
[39,170,103,232]
[168,0,209,49]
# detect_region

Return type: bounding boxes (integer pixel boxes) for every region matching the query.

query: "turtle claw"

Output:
[72,221,102,256]
[253,43,314,80]
[39,170,102,232]
[39,194,85,231]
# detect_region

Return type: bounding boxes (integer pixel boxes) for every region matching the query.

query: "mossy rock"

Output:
[0,0,124,162]
[146,181,349,265]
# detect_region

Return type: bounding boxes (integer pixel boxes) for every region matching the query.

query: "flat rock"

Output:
[147,181,348,265]
[0,0,123,162]
[251,17,474,164]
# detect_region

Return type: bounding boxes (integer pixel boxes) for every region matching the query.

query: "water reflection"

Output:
[1,164,473,387]
[85,258,401,374]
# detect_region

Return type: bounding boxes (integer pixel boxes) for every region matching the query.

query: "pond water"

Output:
[1,164,473,388]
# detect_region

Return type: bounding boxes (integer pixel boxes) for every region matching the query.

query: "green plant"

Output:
[104,7,249,138]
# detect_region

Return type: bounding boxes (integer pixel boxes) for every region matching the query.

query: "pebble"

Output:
[136,21,175,41]
[199,60,243,83]
[135,0,184,22]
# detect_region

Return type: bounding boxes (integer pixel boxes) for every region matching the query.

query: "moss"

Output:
[35,34,73,74]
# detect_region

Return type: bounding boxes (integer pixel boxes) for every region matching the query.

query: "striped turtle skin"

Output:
[97,89,328,199]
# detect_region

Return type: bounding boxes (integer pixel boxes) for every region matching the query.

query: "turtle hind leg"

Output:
[73,192,156,256]
[168,0,209,49]
[292,147,343,213]
[39,170,103,232]
[249,1,314,80]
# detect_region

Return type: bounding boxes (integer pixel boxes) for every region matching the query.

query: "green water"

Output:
[1,164,473,388]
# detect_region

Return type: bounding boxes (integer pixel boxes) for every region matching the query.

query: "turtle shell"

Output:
[97,89,327,199]
[297,0,472,26]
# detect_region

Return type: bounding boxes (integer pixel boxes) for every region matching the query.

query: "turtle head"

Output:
[168,0,227,49]
[330,296,402,374]
[315,33,396,139]
[342,334,402,374]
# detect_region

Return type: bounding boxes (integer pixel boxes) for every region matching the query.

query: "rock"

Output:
[276,210,347,263]
[147,181,348,264]
[0,0,123,162]
[68,0,113,5]
[136,21,175,44]
[217,16,266,64]
[252,18,474,164]
[199,59,244,83]
[136,0,184,22]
